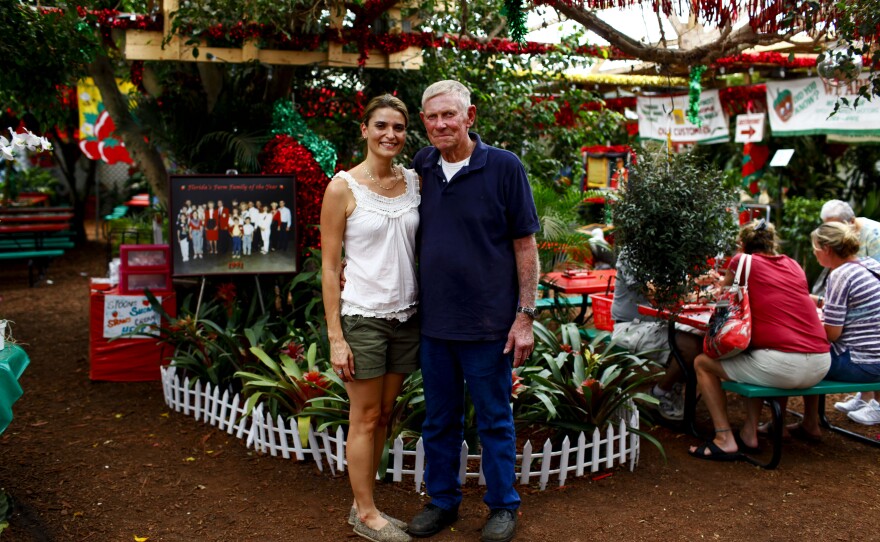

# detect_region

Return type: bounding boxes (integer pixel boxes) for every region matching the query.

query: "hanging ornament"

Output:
[687,65,707,126]
[817,47,863,87]
[502,0,527,45]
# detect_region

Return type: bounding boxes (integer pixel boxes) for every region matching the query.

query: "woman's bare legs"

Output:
[689,353,738,454]
[346,372,406,529]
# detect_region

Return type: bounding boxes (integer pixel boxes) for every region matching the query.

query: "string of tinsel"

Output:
[502,0,528,45]
[687,65,708,126]
[261,134,331,251]
[270,101,336,178]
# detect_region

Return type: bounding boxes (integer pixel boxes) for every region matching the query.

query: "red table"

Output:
[125,194,151,207]
[637,303,713,332]
[540,269,616,324]
[89,285,176,381]
[0,206,73,215]
[0,193,49,208]
[0,214,73,223]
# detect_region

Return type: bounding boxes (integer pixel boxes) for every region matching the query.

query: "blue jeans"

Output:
[419,335,520,511]
[827,349,880,383]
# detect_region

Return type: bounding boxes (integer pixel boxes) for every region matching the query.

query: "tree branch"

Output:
[550,2,801,65]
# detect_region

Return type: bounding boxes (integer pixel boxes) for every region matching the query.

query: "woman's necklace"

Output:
[366,165,402,191]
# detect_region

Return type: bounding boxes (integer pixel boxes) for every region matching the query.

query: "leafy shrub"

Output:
[612,151,738,310]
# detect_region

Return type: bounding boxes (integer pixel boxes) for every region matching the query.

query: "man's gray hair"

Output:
[821,199,856,223]
[421,80,471,110]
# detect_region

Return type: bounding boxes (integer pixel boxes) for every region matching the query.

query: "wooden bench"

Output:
[722,379,880,469]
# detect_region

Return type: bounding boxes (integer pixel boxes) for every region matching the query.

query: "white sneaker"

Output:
[834,392,867,413]
[847,399,880,425]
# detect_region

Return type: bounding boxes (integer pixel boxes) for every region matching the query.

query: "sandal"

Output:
[688,441,742,462]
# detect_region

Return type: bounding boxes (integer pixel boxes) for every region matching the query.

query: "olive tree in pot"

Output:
[612,151,739,310]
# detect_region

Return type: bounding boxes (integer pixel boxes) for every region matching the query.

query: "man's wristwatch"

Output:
[516,306,536,319]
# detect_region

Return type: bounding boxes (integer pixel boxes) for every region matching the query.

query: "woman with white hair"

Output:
[818,200,880,422]
[820,200,880,261]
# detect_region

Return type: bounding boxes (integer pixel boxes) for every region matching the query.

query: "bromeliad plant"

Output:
[514,321,665,455]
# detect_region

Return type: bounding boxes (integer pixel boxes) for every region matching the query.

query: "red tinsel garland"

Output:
[718,84,767,116]
[714,52,817,69]
[261,134,330,251]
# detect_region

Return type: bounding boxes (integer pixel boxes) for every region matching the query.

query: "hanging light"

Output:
[817,47,863,87]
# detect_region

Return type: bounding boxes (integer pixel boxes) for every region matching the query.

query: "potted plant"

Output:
[611,151,738,310]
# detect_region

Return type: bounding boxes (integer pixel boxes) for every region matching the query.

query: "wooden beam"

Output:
[124,0,422,69]
[124,30,422,68]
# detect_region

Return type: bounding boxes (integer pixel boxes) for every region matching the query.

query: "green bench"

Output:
[0,249,65,287]
[722,379,880,469]
[0,239,75,250]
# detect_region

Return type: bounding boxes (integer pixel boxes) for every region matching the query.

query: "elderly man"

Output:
[818,200,880,424]
[408,80,539,542]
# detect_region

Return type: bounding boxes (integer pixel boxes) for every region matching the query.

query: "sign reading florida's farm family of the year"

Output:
[103,295,162,339]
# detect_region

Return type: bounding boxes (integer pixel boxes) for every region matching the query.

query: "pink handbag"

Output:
[703,254,752,360]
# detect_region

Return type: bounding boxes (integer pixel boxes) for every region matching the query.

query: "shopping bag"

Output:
[703,254,752,360]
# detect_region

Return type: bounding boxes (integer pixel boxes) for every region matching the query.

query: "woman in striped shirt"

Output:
[802,221,880,430]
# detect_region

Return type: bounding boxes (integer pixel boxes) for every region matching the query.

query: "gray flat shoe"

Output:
[349,507,408,531]
[353,520,412,542]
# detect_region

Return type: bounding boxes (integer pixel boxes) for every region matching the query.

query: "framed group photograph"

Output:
[169,174,297,277]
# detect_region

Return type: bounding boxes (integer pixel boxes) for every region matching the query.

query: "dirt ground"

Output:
[1,240,879,542]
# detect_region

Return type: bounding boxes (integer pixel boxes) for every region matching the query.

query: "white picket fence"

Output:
[160,366,640,490]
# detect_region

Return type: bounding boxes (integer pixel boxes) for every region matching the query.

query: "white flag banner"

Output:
[766,77,880,137]
[637,89,729,144]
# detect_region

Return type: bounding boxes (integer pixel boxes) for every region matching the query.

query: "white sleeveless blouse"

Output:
[337,168,420,321]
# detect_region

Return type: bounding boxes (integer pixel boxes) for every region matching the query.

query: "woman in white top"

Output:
[321,95,419,542]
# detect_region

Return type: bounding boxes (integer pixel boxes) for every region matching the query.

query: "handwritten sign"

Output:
[103,295,162,339]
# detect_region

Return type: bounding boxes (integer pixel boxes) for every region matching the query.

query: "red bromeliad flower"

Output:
[215,283,237,315]
[283,341,305,361]
[298,371,330,401]
[511,373,528,399]
[560,344,573,353]
[577,378,603,398]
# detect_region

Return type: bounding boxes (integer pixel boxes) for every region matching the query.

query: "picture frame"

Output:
[169,174,298,277]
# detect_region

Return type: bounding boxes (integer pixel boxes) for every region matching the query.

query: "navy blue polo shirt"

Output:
[412,133,540,341]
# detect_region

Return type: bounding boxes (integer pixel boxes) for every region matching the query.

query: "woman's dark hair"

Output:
[739,219,779,255]
[362,94,409,128]
[811,221,860,259]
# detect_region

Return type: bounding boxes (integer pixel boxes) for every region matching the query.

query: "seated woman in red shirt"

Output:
[688,220,830,461]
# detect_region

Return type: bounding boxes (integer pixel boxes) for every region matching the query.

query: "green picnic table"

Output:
[0,344,30,434]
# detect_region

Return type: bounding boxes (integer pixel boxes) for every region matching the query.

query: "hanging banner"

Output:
[77,78,135,165]
[766,77,880,137]
[637,89,729,144]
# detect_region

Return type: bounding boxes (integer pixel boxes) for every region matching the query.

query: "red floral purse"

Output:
[703,254,752,360]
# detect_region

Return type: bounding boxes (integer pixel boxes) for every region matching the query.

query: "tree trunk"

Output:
[88,54,169,208]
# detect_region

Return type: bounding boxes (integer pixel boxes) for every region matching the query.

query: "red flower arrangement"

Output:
[260,134,331,251]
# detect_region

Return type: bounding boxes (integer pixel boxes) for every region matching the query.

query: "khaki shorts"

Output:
[722,349,831,389]
[341,314,420,379]
[611,320,670,362]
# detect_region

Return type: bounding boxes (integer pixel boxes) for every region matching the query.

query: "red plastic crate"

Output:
[589,293,614,331]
